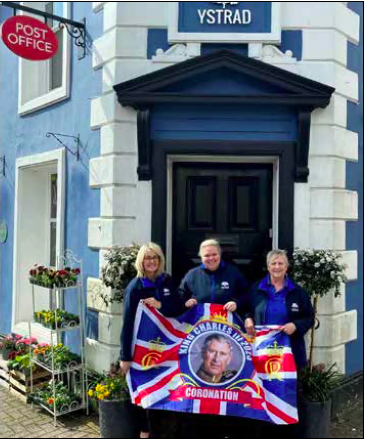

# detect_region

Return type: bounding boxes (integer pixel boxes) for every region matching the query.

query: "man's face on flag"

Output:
[203,339,232,377]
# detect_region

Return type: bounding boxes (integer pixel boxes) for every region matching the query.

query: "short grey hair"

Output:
[198,239,221,257]
[202,334,233,356]
[266,249,289,267]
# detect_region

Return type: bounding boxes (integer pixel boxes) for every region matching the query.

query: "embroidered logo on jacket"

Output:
[221,281,230,290]
[291,303,299,312]
[163,289,171,296]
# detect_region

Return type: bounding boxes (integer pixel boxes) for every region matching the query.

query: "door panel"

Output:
[187,176,216,230]
[173,162,273,284]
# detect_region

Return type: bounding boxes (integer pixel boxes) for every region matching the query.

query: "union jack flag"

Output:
[127,303,299,425]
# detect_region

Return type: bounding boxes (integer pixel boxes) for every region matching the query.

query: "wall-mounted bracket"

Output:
[46,133,80,161]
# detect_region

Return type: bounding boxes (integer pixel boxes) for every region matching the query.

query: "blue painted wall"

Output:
[280,30,302,61]
[152,104,298,143]
[345,2,363,375]
[0,3,102,349]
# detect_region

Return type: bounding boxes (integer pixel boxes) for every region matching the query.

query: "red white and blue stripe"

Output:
[127,303,299,424]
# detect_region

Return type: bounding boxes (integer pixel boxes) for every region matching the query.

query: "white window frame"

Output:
[18,2,71,116]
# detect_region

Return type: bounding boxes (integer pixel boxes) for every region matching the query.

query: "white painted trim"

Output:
[18,2,71,116]
[12,148,66,331]
[168,2,281,44]
[166,155,279,273]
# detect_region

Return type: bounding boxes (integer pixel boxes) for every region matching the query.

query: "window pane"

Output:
[21,59,49,103]
[53,2,64,18]
[50,222,57,267]
[45,2,65,29]
[21,2,66,106]
[50,30,63,90]
[50,174,58,219]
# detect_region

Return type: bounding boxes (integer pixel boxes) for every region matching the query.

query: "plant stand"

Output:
[28,251,88,427]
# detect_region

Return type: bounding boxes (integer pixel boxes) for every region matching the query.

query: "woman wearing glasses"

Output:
[119,242,182,438]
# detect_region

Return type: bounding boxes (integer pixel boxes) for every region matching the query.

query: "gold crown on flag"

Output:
[147,337,166,352]
[211,312,228,324]
[266,341,284,357]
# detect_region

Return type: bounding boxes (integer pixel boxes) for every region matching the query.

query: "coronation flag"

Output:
[127,303,299,425]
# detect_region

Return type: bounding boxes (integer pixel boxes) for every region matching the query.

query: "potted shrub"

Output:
[88,363,138,438]
[100,244,140,307]
[298,364,342,438]
[292,249,347,438]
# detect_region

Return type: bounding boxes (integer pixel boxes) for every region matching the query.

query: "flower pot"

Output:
[1,348,12,361]
[298,396,332,438]
[99,399,139,438]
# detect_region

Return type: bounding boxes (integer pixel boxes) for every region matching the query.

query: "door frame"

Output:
[12,148,66,330]
[151,140,295,272]
[166,155,279,273]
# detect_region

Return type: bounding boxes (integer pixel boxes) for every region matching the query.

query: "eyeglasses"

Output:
[144,256,159,261]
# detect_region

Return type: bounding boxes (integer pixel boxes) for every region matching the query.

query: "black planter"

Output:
[298,396,332,438]
[99,399,139,438]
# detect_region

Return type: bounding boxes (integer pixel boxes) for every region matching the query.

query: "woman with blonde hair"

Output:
[119,242,182,438]
[180,238,249,313]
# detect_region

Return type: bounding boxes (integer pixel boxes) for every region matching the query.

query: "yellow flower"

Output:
[104,391,111,397]
[88,390,94,397]
[98,394,105,400]
[96,384,103,392]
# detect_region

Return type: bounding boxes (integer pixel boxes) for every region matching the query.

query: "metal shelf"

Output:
[28,251,88,426]
[32,359,83,375]
[31,399,86,418]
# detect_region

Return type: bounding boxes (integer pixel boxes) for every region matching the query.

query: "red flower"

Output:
[72,268,81,275]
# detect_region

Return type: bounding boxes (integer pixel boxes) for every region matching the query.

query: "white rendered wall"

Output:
[282,2,360,373]
[88,2,360,373]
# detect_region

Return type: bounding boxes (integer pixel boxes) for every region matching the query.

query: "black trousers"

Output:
[135,406,150,433]
[176,413,263,439]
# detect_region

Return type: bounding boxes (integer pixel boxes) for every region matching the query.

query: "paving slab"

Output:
[1,386,363,438]
[0,387,100,439]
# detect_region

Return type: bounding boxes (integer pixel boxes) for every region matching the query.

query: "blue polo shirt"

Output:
[141,274,165,299]
[263,276,289,325]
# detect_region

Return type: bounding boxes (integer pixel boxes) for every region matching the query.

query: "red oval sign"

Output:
[1,15,59,61]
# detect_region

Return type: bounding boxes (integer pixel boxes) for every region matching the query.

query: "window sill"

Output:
[18,84,70,117]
